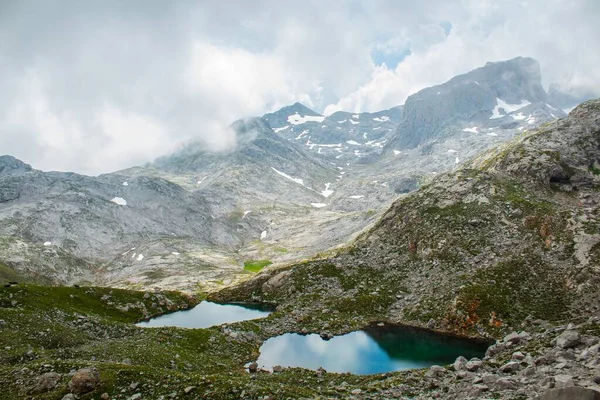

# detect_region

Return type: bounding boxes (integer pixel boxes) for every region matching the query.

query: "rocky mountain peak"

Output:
[387,57,552,150]
[0,155,32,174]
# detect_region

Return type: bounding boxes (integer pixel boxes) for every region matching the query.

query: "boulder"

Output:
[32,372,61,393]
[248,362,258,373]
[500,361,520,373]
[453,356,468,371]
[538,387,600,400]
[425,365,446,378]
[68,368,100,395]
[556,330,581,349]
[466,358,483,372]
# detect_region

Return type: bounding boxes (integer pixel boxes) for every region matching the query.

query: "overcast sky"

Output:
[1,0,599,175]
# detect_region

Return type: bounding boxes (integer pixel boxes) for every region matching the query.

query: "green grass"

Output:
[243,259,272,273]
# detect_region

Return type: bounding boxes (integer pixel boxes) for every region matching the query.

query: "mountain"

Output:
[0,118,378,291]
[0,57,570,295]
[263,103,403,163]
[386,57,565,151]
[216,99,600,340]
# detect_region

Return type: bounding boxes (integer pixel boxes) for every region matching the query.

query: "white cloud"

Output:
[0,0,598,174]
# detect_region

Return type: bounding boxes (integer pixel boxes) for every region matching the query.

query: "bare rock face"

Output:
[68,368,100,395]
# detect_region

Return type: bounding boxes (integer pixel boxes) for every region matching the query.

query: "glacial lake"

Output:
[255,325,489,375]
[136,301,273,329]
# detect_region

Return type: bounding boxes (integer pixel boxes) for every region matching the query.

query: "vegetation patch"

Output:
[243,259,273,273]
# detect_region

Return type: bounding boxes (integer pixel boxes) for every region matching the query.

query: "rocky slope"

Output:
[216,99,600,338]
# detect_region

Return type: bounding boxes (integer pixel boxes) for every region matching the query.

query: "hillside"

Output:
[215,99,600,338]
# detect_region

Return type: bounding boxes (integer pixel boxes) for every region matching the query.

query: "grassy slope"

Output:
[0,284,394,399]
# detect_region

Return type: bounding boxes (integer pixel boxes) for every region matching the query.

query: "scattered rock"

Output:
[68,368,100,395]
[500,361,521,373]
[248,362,258,373]
[466,358,483,372]
[62,394,77,400]
[453,356,468,371]
[425,365,446,378]
[184,386,195,394]
[33,372,61,393]
[554,375,575,388]
[556,330,581,349]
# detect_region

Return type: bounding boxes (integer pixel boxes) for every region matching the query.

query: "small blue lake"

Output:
[255,325,489,375]
[136,301,273,329]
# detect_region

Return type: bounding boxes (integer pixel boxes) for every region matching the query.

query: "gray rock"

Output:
[61,395,77,400]
[33,372,61,393]
[425,365,446,378]
[466,358,483,372]
[499,361,520,373]
[504,332,522,346]
[453,356,468,371]
[495,377,518,390]
[554,375,575,388]
[556,330,581,349]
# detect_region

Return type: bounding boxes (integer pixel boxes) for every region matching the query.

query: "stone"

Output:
[482,374,499,385]
[556,330,581,349]
[453,356,468,371]
[504,332,521,345]
[466,358,483,372]
[62,395,77,400]
[33,372,61,393]
[512,351,526,360]
[248,362,258,373]
[425,365,446,378]
[495,377,518,391]
[499,361,520,373]
[68,368,100,395]
[554,375,575,388]
[538,387,600,400]
[351,388,362,395]
[184,386,195,394]
[272,365,284,373]
[101,394,110,400]
[129,394,142,400]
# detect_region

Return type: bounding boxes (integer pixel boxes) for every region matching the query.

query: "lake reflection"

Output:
[136,301,272,329]
[256,325,489,375]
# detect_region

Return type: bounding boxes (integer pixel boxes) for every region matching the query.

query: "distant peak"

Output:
[0,155,33,174]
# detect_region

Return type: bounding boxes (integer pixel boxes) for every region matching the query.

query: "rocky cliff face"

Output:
[386,57,563,151]
[215,99,600,340]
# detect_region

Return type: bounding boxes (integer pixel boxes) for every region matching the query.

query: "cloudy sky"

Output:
[1,0,599,175]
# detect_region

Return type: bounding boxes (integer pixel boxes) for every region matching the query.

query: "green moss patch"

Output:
[243,260,273,273]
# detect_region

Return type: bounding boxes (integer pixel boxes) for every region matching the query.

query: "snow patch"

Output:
[197,176,208,185]
[447,149,457,153]
[260,231,267,240]
[273,125,289,133]
[243,211,252,218]
[321,183,334,198]
[111,197,127,206]
[295,130,309,140]
[512,112,527,121]
[271,167,304,186]
[455,156,460,164]
[462,126,478,133]
[172,252,180,256]
[137,254,144,261]
[122,181,128,186]
[352,114,360,119]
[490,98,531,119]
[393,150,401,155]
[311,203,328,208]
[43,241,52,246]
[337,120,347,124]
[348,195,364,199]
[346,140,360,145]
[349,120,359,125]
[487,132,498,136]
[287,113,325,125]
[372,127,381,130]
[373,115,390,122]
